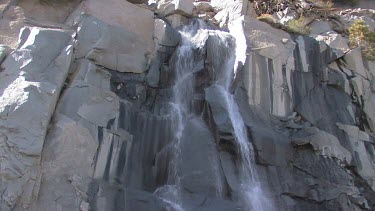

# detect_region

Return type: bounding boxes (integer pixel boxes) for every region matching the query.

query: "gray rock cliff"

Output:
[0,0,374,210]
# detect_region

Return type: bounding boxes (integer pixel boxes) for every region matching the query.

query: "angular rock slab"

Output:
[156,0,194,17]
[292,127,352,164]
[0,27,73,209]
[337,123,375,191]
[27,58,120,210]
[74,15,153,74]
[27,114,98,211]
[67,0,154,73]
[211,0,252,28]
[57,59,120,128]
[241,18,295,117]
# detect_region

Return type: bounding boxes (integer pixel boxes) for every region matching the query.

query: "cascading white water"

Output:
[203,23,274,210]
[211,30,275,211]
[154,20,208,211]
[155,19,273,211]
[219,87,273,211]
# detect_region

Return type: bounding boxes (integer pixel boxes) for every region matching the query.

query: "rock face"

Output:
[0,27,73,210]
[0,0,374,211]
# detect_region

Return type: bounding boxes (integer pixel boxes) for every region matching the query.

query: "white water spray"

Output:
[155,19,273,211]
[207,25,274,211]
[154,20,208,211]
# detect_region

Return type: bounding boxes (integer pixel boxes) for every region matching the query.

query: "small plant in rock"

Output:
[257,13,284,29]
[286,17,311,35]
[349,20,375,61]
[257,14,276,25]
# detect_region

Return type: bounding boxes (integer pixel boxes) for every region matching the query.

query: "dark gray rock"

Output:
[75,15,153,73]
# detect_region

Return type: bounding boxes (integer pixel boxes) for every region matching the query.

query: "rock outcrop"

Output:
[0,0,374,210]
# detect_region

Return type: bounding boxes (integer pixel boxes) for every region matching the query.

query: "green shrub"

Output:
[349,20,375,61]
[286,17,311,36]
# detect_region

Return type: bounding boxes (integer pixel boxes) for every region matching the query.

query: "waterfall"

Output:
[218,88,274,211]
[155,19,273,211]
[154,20,208,211]
[210,29,275,211]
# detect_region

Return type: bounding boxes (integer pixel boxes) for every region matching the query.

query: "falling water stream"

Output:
[154,20,208,211]
[154,20,273,211]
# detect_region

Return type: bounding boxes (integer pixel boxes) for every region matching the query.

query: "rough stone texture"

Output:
[146,19,180,87]
[0,4,26,49]
[75,16,153,73]
[338,8,375,31]
[28,114,97,211]
[242,17,295,117]
[17,0,81,24]
[0,27,73,210]
[156,0,194,17]
[211,0,252,28]
[0,0,375,211]
[67,0,155,74]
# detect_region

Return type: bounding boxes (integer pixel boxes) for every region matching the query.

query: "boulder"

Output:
[211,0,252,28]
[205,85,233,133]
[292,127,352,164]
[75,16,153,73]
[310,21,332,35]
[327,63,351,94]
[343,47,369,79]
[0,27,73,209]
[156,0,194,17]
[154,19,181,47]
[338,9,375,31]
[337,123,375,191]
[193,1,214,13]
[165,14,189,28]
[17,0,81,24]
[66,0,154,48]
[313,31,350,59]
[66,0,155,74]
[57,59,120,126]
